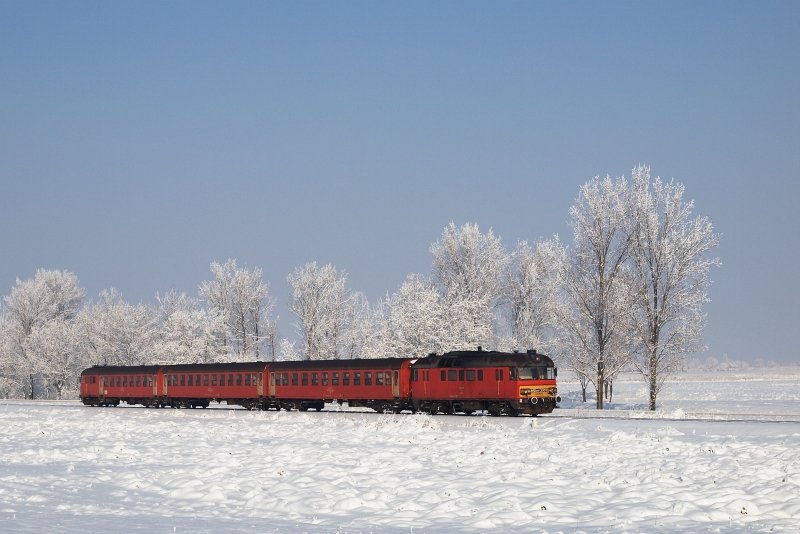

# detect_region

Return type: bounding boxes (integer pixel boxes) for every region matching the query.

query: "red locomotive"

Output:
[79,348,559,416]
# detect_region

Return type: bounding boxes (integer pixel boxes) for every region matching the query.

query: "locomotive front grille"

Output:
[519,386,557,398]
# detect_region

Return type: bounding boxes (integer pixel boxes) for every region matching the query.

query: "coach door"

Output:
[258,373,264,397]
[268,373,276,396]
[393,370,399,397]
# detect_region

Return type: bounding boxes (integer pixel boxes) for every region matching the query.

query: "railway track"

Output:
[544,408,800,424]
[4,399,800,424]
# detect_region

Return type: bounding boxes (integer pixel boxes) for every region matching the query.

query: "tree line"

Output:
[0,166,719,409]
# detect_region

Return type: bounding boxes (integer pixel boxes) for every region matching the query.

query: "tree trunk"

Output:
[649,349,658,410]
[596,361,605,410]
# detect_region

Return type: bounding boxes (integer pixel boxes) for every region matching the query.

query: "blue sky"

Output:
[1,1,798,363]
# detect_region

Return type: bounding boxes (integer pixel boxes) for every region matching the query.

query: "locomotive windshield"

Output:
[517,367,555,380]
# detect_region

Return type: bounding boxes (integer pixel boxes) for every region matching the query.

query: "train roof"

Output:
[160,362,268,373]
[81,365,162,376]
[412,349,554,369]
[268,357,412,372]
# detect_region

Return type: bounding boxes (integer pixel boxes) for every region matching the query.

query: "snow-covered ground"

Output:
[2,368,800,533]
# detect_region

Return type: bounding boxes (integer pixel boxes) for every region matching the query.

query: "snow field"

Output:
[1,369,800,533]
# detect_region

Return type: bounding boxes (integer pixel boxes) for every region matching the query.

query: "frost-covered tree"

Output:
[431,222,509,350]
[560,176,634,409]
[288,262,355,360]
[506,237,565,356]
[24,318,84,399]
[375,274,447,358]
[0,269,84,398]
[627,165,720,410]
[77,289,157,367]
[199,260,276,361]
[341,292,374,359]
[153,290,226,364]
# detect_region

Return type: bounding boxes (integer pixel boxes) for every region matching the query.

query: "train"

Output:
[79,347,560,416]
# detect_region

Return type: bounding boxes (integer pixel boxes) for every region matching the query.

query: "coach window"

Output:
[354,372,361,386]
[311,373,318,386]
[322,373,328,386]
[117,376,122,387]
[302,373,308,386]
[343,372,350,386]
[227,374,233,386]
[376,372,384,386]
[211,375,217,386]
[234,374,241,386]
[478,370,484,381]
[187,375,193,386]
[448,370,457,382]
[292,373,298,386]
[123,376,128,387]
[441,370,447,381]
[179,375,184,386]
[365,372,372,386]
[459,370,465,382]
[332,372,339,386]
[203,375,209,386]
[137,376,142,387]
[245,374,251,386]
[466,370,475,381]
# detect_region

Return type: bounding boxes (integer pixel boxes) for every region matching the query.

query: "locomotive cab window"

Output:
[518,367,537,380]
[448,370,457,381]
[509,368,517,381]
